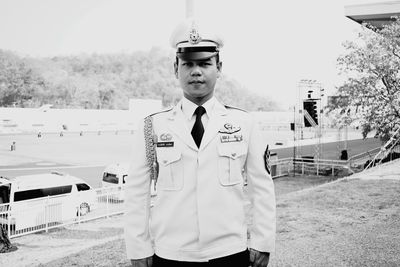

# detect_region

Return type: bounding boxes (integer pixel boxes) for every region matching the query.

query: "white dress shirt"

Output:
[181,96,216,131]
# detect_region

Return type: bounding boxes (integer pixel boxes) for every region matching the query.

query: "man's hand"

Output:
[249,248,270,267]
[130,256,153,267]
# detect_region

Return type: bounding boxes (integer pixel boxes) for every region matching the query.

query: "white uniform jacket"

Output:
[124,99,276,262]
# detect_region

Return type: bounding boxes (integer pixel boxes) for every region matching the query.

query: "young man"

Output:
[124,19,276,267]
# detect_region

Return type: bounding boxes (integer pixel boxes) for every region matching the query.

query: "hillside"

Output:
[0,49,280,111]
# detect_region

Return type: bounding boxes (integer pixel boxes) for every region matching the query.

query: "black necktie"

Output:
[191,106,206,148]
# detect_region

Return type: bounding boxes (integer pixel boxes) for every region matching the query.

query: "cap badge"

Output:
[188,23,201,45]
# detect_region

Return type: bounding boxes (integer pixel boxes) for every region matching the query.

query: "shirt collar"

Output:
[181,96,216,120]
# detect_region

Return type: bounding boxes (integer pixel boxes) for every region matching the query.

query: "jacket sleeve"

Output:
[124,119,154,259]
[245,117,276,253]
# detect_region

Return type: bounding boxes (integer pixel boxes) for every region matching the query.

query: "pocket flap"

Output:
[157,149,181,166]
[217,145,246,159]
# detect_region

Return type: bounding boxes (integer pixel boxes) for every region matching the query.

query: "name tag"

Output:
[157,142,174,147]
[220,135,243,143]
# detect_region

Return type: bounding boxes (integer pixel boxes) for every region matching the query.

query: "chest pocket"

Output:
[157,148,183,191]
[217,144,247,186]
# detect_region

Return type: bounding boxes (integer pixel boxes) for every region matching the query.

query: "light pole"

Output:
[319,87,325,158]
[293,105,296,176]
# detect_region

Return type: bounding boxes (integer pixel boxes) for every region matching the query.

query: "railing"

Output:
[0,185,125,239]
[347,147,382,170]
[270,158,292,178]
[270,157,352,178]
[364,128,400,170]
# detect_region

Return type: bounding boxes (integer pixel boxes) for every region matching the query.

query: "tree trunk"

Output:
[0,224,17,253]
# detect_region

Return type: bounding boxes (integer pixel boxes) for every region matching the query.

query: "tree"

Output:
[0,50,50,107]
[0,48,281,111]
[0,224,17,253]
[0,204,17,253]
[331,17,400,141]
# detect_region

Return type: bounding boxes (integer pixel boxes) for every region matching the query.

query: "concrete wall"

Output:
[0,99,163,134]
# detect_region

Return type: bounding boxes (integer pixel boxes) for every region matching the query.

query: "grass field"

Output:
[2,170,397,267]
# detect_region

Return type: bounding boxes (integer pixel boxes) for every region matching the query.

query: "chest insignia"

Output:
[159,133,173,141]
[218,123,241,134]
[157,133,174,147]
[220,134,243,143]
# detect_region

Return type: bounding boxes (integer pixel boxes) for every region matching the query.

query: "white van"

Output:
[101,163,128,201]
[0,172,96,233]
[101,163,128,188]
[101,163,156,201]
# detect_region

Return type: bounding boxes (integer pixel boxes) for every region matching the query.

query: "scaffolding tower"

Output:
[297,79,324,160]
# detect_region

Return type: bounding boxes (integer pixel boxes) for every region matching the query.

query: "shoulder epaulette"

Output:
[224,104,248,113]
[147,107,173,117]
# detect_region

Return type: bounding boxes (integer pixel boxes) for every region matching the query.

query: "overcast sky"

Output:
[0,0,386,109]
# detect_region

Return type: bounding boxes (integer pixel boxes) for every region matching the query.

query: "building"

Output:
[345,1,400,29]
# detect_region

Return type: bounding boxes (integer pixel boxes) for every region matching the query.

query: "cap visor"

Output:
[177,52,218,61]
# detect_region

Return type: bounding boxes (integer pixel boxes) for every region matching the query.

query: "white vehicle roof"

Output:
[0,172,89,191]
[103,163,129,175]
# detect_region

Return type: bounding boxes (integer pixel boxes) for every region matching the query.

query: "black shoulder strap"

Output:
[224,104,248,113]
[148,106,173,117]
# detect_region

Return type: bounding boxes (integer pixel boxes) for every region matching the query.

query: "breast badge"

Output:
[219,123,242,143]
[218,123,241,134]
[157,133,174,147]
[220,134,243,143]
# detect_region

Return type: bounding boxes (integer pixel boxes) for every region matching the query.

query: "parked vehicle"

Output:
[0,172,96,232]
[101,163,157,201]
[102,163,128,188]
[101,163,128,201]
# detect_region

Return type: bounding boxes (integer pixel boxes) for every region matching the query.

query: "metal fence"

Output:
[347,147,382,170]
[270,157,352,178]
[0,185,125,239]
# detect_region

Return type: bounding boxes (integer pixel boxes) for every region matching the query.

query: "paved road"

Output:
[271,137,381,160]
[0,137,381,188]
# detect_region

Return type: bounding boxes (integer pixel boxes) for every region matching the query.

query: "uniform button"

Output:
[231,153,236,157]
